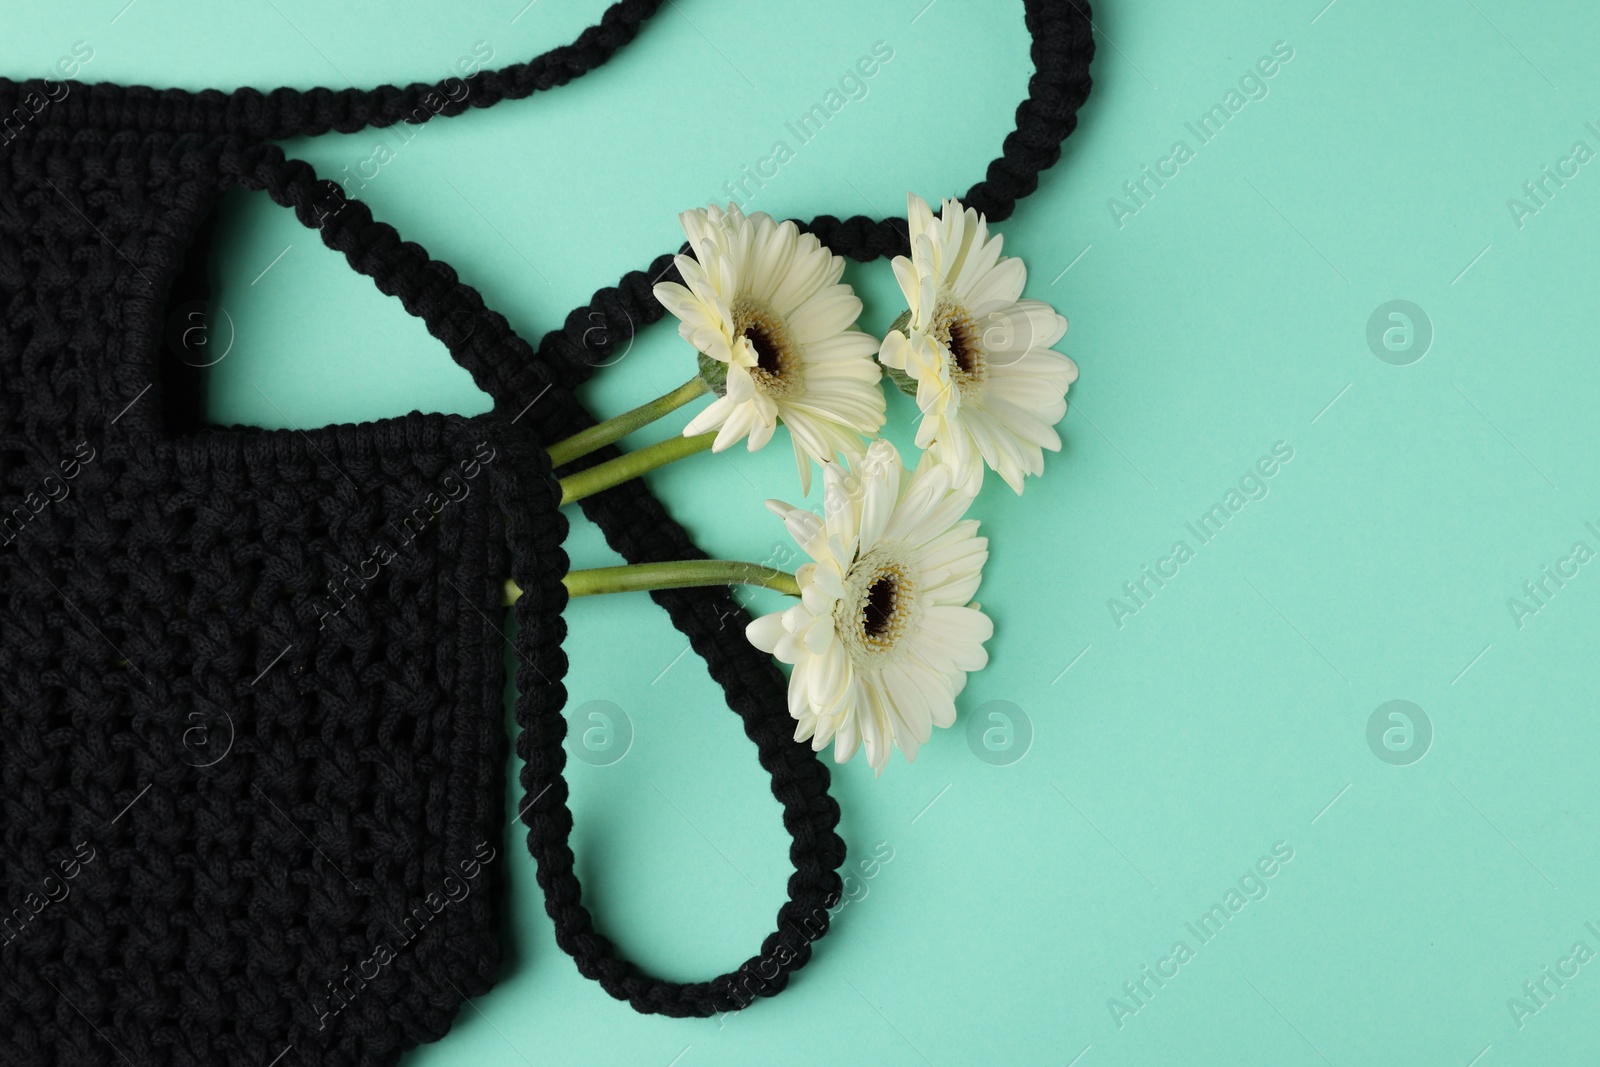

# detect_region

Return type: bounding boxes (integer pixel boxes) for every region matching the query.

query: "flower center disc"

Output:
[935,302,986,395]
[839,549,917,661]
[732,299,802,397]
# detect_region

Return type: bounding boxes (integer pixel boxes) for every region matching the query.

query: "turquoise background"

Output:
[13,0,1600,1063]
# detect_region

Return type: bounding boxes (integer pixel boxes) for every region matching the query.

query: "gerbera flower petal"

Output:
[982,299,1068,354]
[746,441,993,773]
[919,605,994,672]
[747,612,789,655]
[961,252,1027,316]
[785,286,864,343]
[682,394,737,437]
[654,205,886,490]
[878,194,1078,495]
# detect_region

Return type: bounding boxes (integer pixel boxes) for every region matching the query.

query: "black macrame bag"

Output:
[0,2,1092,1064]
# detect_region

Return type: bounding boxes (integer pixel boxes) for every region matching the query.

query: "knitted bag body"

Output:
[0,3,1092,1064]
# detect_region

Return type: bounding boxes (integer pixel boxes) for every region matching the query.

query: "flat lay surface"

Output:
[9,1,1600,1064]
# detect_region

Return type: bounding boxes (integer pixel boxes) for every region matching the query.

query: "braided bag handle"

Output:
[116,0,1093,1018]
[0,0,669,139]
[489,0,1097,1015]
[214,144,855,1018]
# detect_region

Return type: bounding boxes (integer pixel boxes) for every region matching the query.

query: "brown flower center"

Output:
[732,299,801,397]
[863,575,899,639]
[839,550,916,659]
[935,302,985,395]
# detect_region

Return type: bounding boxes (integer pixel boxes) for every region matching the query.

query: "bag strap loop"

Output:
[225,143,849,1016]
[210,0,1095,1017]
[0,0,667,140]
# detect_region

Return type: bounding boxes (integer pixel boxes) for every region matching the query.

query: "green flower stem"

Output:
[558,431,717,506]
[504,561,800,604]
[546,376,710,468]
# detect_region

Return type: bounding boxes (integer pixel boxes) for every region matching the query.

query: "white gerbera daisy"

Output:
[878,193,1077,495]
[746,439,993,775]
[653,204,886,494]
